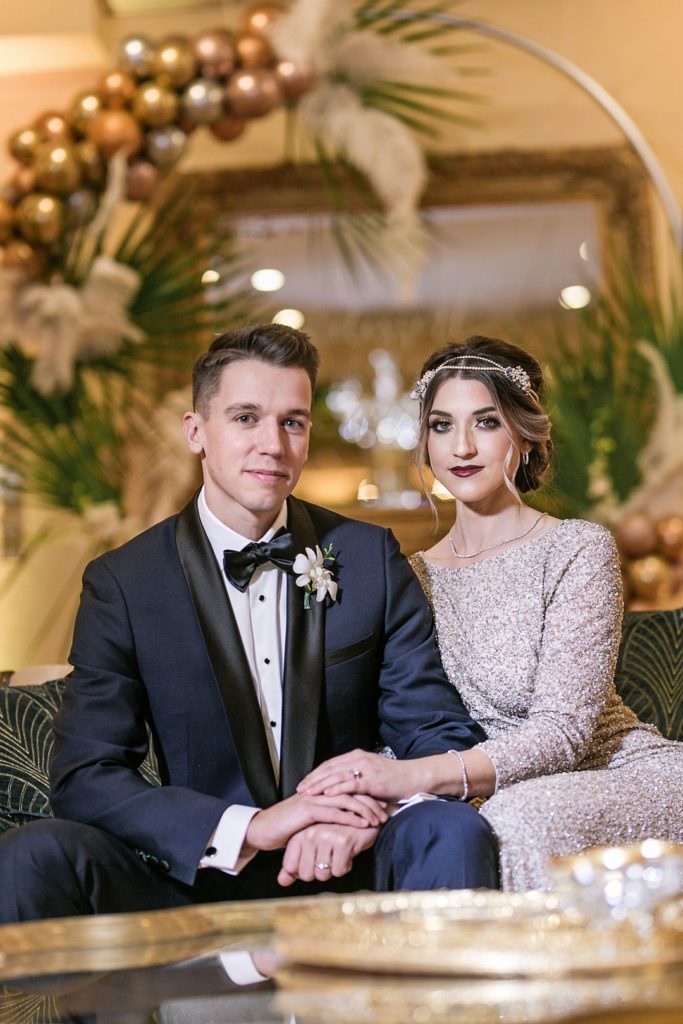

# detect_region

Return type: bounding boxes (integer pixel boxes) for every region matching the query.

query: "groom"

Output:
[0,324,497,921]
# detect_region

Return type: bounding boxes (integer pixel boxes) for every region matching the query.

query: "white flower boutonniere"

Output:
[293,544,338,610]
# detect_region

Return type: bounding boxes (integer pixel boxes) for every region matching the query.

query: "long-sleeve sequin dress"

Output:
[410,520,683,891]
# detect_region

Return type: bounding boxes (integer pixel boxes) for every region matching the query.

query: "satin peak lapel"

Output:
[280,498,326,797]
[175,498,278,807]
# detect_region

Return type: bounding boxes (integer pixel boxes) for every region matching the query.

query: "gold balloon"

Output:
[657,515,683,560]
[126,160,159,201]
[69,91,103,137]
[133,82,179,127]
[87,109,143,160]
[235,32,274,69]
[119,35,155,80]
[242,3,284,34]
[627,555,674,602]
[275,59,315,101]
[33,111,72,142]
[152,36,197,88]
[74,140,106,187]
[10,165,37,198]
[145,125,188,167]
[99,69,137,109]
[193,28,236,79]
[208,113,246,142]
[614,512,657,559]
[0,197,15,244]
[0,238,46,281]
[8,126,41,165]
[15,193,65,247]
[225,69,281,118]
[180,78,225,126]
[34,142,82,196]
[65,187,98,227]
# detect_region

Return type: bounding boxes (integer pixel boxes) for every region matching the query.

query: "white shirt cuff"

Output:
[218,951,268,985]
[392,792,440,815]
[199,805,260,874]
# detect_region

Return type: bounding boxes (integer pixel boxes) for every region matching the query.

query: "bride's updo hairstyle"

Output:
[414,335,553,496]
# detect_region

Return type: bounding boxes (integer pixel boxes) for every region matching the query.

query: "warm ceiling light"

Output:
[251,268,285,292]
[272,308,304,329]
[201,269,220,284]
[559,284,591,310]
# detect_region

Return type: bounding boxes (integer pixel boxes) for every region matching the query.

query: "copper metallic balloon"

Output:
[126,159,159,201]
[208,113,246,142]
[614,512,657,559]
[180,78,225,126]
[225,69,281,118]
[99,69,137,109]
[627,555,674,602]
[235,32,274,69]
[145,125,188,168]
[34,141,82,196]
[275,59,315,101]
[0,197,14,244]
[193,28,236,79]
[656,515,683,560]
[152,36,197,88]
[15,193,65,247]
[8,126,41,165]
[33,111,72,143]
[0,238,46,280]
[74,140,106,188]
[119,35,155,80]
[10,165,37,197]
[87,109,143,160]
[65,187,98,227]
[69,90,103,137]
[133,82,178,127]
[242,3,284,34]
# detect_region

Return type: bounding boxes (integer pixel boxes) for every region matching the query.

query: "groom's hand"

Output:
[277,822,379,887]
[245,792,387,854]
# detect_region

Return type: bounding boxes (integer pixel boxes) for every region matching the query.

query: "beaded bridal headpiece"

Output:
[410,355,536,402]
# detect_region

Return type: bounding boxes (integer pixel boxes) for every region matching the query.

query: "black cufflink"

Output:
[205,846,218,857]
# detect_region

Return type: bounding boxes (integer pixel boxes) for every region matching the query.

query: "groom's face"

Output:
[183,357,312,538]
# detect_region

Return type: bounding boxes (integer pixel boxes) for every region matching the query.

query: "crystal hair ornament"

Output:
[410,355,535,401]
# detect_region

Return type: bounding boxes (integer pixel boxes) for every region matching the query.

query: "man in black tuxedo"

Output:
[0,324,497,921]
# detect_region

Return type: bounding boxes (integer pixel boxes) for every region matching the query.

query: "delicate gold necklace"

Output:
[449,512,548,560]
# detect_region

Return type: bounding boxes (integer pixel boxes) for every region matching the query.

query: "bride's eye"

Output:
[476,416,501,430]
[428,419,451,433]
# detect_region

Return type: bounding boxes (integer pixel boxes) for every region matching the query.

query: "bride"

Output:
[299,334,683,891]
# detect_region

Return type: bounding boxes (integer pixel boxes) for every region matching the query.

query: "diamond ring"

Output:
[352,768,362,779]
[315,862,331,871]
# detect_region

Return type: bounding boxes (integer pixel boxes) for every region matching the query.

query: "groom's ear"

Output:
[183,410,205,456]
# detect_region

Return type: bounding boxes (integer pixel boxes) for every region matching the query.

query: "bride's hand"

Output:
[297,749,431,801]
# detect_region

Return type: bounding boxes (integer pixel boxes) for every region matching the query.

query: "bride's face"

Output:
[426,376,527,504]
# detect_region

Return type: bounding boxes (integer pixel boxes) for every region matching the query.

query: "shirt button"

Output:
[264,657,270,664]
[270,720,276,728]
[259,595,266,602]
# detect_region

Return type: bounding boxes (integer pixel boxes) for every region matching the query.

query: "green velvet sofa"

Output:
[1,609,682,836]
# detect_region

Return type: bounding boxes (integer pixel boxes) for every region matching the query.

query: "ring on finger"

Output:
[352,767,362,779]
[315,861,331,871]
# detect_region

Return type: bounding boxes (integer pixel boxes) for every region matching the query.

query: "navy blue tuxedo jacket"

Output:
[51,495,484,885]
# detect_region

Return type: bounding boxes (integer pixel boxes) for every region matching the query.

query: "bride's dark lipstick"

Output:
[451,466,483,477]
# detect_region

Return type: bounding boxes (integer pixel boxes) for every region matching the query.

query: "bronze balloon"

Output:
[225,69,282,118]
[627,555,673,603]
[69,91,103,137]
[235,32,274,69]
[208,113,246,142]
[133,82,179,127]
[152,36,197,88]
[657,515,683,560]
[275,59,315,101]
[0,196,14,244]
[65,187,98,227]
[9,165,37,198]
[119,35,155,80]
[87,109,143,160]
[8,126,41,165]
[614,512,658,559]
[34,142,82,196]
[193,28,236,79]
[180,78,225,126]
[33,111,72,143]
[99,69,137,109]
[242,3,284,34]
[74,140,106,187]
[0,238,46,281]
[15,193,65,247]
[126,160,159,201]
[145,125,188,168]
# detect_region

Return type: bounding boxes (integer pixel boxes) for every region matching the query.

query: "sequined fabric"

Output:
[411,520,683,891]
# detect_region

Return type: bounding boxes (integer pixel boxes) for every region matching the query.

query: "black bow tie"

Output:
[223,528,297,592]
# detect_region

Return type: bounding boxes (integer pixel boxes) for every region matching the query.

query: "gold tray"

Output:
[274,889,683,977]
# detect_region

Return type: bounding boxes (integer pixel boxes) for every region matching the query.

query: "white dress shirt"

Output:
[196,487,289,874]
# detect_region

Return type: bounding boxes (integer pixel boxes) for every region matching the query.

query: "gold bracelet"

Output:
[447,749,469,801]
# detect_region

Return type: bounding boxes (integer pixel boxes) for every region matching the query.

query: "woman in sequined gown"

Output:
[299,335,683,891]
